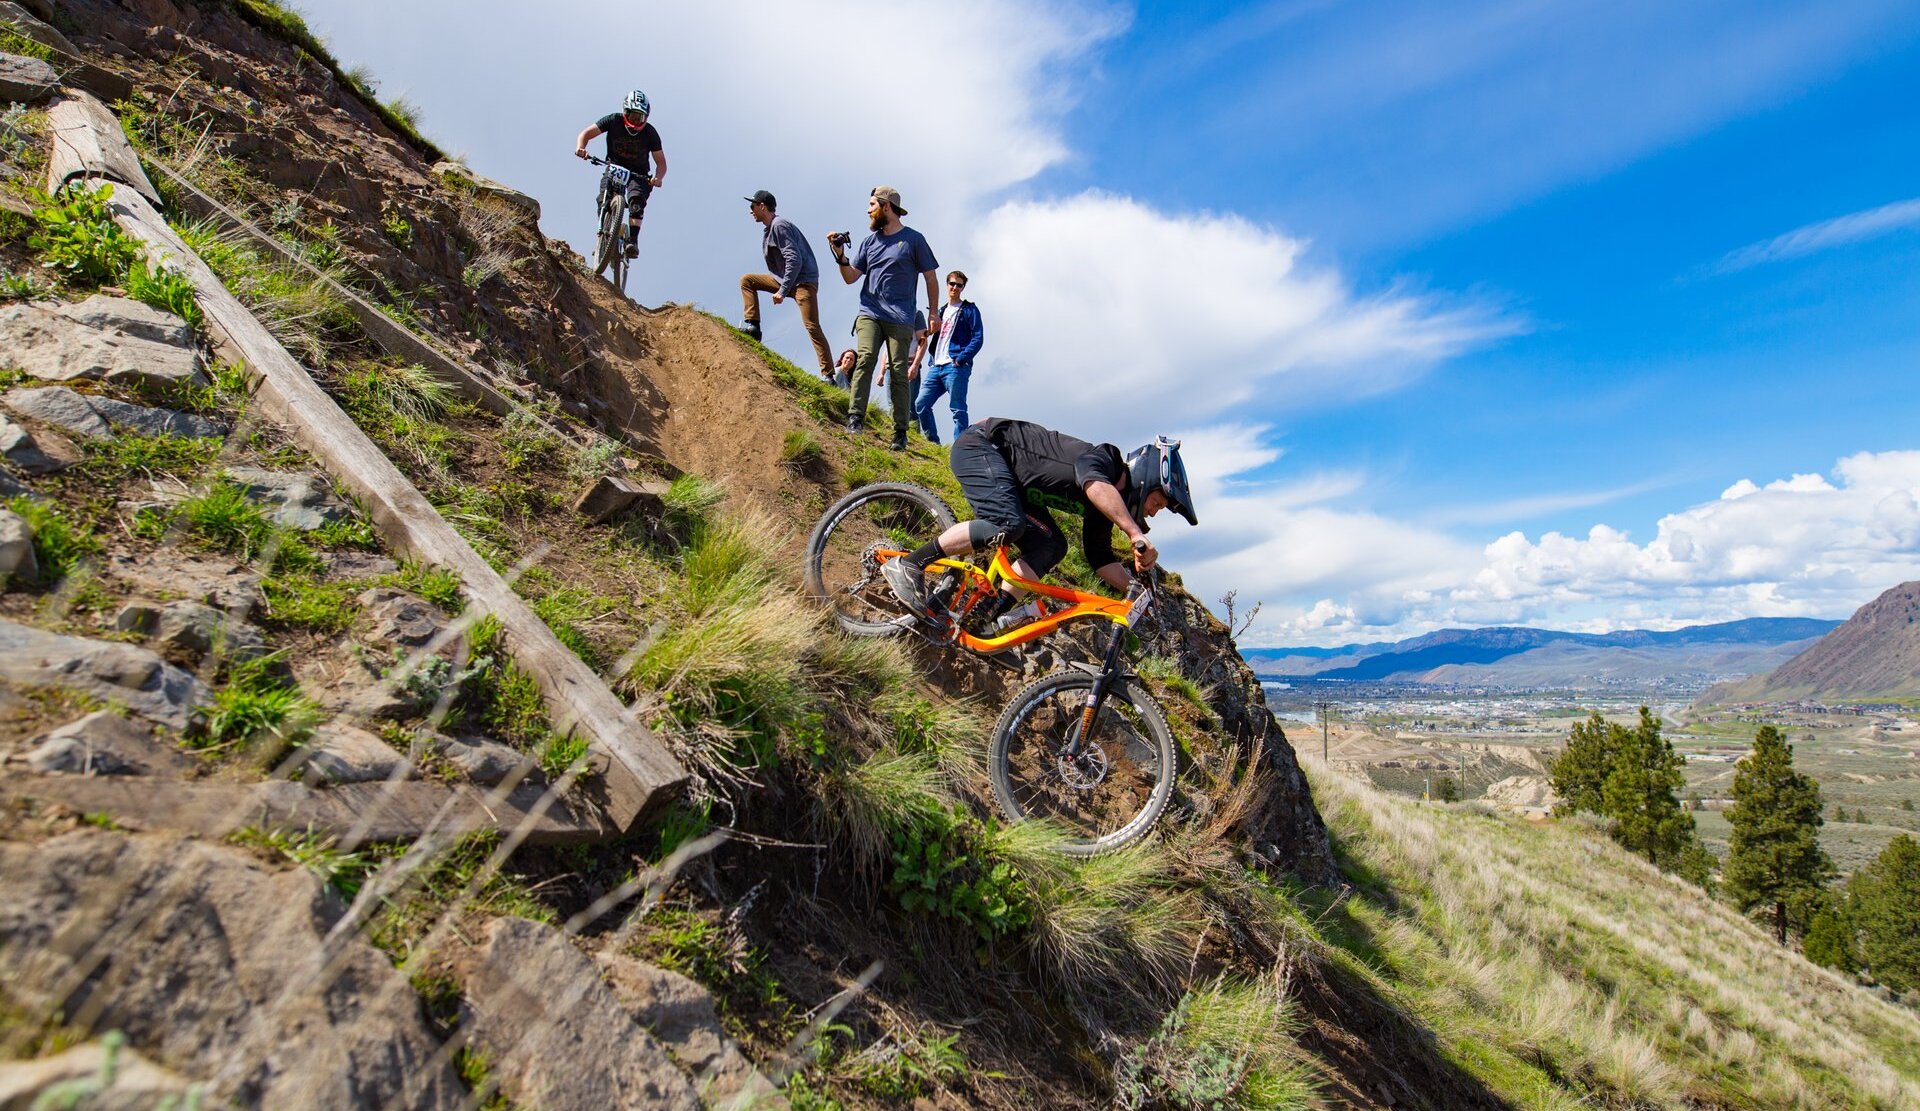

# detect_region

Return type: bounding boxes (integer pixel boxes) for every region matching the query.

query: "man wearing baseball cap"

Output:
[828,185,938,451]
[738,190,833,380]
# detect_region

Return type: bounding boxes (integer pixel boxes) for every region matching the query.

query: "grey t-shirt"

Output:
[852,226,937,326]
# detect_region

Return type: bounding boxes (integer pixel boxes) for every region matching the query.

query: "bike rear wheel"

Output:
[805,482,957,637]
[610,201,630,294]
[594,191,619,277]
[989,670,1175,855]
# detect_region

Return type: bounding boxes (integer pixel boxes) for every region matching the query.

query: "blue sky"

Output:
[305,0,1920,645]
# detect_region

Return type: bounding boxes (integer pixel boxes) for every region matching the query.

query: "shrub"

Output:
[889,807,1033,942]
[1113,976,1313,1111]
[31,184,140,284]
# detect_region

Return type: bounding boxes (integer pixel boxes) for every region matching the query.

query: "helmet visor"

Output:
[1163,444,1196,526]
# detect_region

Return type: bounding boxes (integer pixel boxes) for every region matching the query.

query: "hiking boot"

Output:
[742,319,762,341]
[882,559,929,617]
[890,431,908,452]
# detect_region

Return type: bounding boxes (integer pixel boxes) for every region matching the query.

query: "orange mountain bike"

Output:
[805,482,1175,854]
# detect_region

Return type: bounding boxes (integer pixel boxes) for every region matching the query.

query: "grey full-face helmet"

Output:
[1124,436,1197,527]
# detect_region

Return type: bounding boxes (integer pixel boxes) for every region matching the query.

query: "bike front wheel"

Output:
[989,670,1176,855]
[594,193,619,277]
[805,482,957,637]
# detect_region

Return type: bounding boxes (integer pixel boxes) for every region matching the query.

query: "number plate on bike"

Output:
[1126,590,1153,626]
[604,165,631,186]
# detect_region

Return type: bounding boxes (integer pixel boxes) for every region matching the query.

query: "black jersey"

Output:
[974,417,1129,568]
[594,114,662,173]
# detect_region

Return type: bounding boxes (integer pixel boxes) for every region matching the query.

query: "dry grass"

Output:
[1303,756,1920,1109]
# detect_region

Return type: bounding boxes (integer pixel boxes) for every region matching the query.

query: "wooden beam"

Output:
[75,185,686,830]
[43,88,160,207]
[0,775,613,847]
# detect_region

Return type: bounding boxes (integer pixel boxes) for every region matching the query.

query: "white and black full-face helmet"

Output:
[622,89,651,123]
[1125,436,1197,527]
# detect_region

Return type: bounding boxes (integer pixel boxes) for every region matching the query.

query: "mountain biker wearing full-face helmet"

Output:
[883,418,1197,624]
[573,90,667,258]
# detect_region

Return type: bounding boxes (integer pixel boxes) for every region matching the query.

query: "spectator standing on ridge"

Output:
[738,190,833,381]
[878,309,929,396]
[573,90,667,258]
[910,269,982,445]
[829,185,937,451]
[834,348,857,390]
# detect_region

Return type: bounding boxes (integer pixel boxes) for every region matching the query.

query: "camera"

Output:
[827,230,852,249]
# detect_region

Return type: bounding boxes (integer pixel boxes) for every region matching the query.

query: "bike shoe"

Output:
[742,319,762,341]
[881,559,930,617]
[624,241,639,259]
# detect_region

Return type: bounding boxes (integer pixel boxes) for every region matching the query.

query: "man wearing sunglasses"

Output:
[573,89,667,259]
[910,270,983,445]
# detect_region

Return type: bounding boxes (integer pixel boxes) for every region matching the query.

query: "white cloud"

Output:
[1219,448,1920,646]
[1712,195,1920,273]
[959,192,1515,438]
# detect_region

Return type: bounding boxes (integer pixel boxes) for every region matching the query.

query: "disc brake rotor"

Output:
[1055,739,1110,791]
[847,539,890,595]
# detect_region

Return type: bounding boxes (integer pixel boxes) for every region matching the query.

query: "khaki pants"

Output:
[739,275,832,375]
[851,315,914,435]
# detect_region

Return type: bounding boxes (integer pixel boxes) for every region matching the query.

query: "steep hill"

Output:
[1725,581,1920,702]
[1249,618,1836,688]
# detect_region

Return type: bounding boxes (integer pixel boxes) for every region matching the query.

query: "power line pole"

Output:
[1317,700,1333,761]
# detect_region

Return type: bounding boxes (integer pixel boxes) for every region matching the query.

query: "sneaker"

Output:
[742,319,761,341]
[845,413,863,434]
[890,432,907,452]
[624,241,639,259]
[992,600,1042,634]
[882,559,929,616]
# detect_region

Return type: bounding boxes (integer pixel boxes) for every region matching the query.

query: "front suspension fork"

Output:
[1066,621,1130,753]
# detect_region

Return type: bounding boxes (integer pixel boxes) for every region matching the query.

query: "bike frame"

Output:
[876,544,1145,653]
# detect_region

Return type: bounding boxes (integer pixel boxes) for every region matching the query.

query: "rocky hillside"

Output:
[1720,581,1920,702]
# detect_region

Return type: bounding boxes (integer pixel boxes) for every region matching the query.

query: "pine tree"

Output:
[1722,725,1833,945]
[1602,706,1691,864]
[1852,834,1920,994]
[1801,892,1857,974]
[1550,710,1616,816]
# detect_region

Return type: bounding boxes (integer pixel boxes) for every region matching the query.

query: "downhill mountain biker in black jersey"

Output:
[883,418,1197,623]
[573,89,667,258]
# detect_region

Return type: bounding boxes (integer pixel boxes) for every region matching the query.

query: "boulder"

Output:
[297,721,409,784]
[0,50,56,103]
[574,473,670,525]
[22,710,196,776]
[599,954,786,1110]
[358,586,449,650]
[322,549,399,579]
[0,505,35,583]
[110,600,159,634]
[2,385,111,438]
[418,730,535,786]
[433,161,541,223]
[457,917,701,1111]
[0,2,80,57]
[0,413,73,474]
[151,598,267,662]
[0,295,204,395]
[223,466,350,530]
[0,1036,210,1109]
[0,832,466,1109]
[3,386,227,442]
[0,619,210,731]
[103,551,263,619]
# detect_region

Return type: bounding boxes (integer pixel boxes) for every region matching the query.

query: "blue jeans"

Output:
[913,362,971,444]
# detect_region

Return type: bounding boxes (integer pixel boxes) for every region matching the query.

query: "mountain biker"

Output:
[573,90,667,258]
[883,419,1197,626]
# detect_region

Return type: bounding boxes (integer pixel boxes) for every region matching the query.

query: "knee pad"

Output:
[965,520,1009,551]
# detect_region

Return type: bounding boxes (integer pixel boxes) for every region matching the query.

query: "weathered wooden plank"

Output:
[90,186,686,830]
[0,775,612,846]
[43,88,159,206]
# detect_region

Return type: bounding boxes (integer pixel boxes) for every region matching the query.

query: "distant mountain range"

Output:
[1246,618,1840,689]
[1712,582,1920,703]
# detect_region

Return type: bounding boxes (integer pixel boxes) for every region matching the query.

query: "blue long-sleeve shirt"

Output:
[762,216,819,296]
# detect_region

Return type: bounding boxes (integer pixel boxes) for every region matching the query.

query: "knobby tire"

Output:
[805,482,957,637]
[989,670,1175,855]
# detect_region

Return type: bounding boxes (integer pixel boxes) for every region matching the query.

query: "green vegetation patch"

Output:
[5,495,102,585]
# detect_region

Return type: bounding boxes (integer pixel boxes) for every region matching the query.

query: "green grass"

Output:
[367,831,555,964]
[5,495,102,584]
[462,616,554,752]
[80,432,221,482]
[197,653,321,752]
[0,22,54,62]
[30,184,140,285]
[230,825,374,898]
[386,560,463,613]
[260,572,358,632]
[123,259,203,330]
[781,428,824,467]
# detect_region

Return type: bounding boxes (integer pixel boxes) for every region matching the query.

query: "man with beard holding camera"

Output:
[829,186,938,451]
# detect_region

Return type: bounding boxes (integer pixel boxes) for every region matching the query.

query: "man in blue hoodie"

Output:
[910,269,983,444]
[738,190,833,380]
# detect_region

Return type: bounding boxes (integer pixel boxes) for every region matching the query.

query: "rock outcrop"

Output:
[0,619,210,731]
[0,295,204,394]
[0,832,466,1109]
